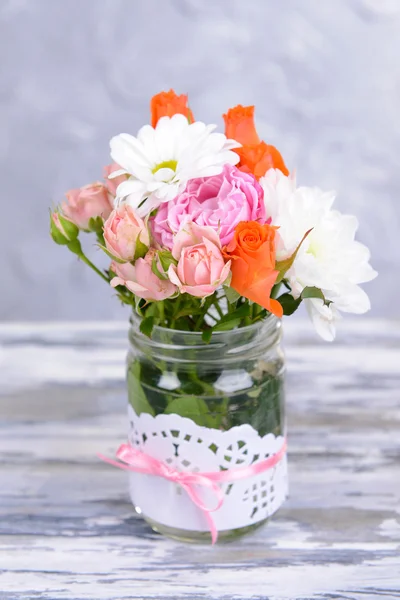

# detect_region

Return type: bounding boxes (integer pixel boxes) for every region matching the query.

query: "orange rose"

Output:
[238,141,289,179]
[150,89,194,128]
[223,104,288,179]
[223,105,260,146]
[223,221,283,317]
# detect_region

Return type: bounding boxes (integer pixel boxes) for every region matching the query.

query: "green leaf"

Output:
[127,362,155,416]
[165,395,213,427]
[223,285,241,305]
[201,303,251,342]
[88,216,104,233]
[134,296,144,314]
[139,316,155,338]
[115,291,134,305]
[275,228,313,283]
[158,249,178,271]
[208,397,229,429]
[216,302,251,325]
[174,318,192,331]
[301,286,332,307]
[143,303,157,317]
[278,293,302,316]
[202,329,213,343]
[175,306,202,319]
[277,285,331,316]
[151,255,169,280]
[97,244,126,264]
[134,237,148,260]
[223,270,232,287]
[213,318,242,332]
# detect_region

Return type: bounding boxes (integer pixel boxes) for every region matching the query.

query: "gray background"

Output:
[1,0,398,321]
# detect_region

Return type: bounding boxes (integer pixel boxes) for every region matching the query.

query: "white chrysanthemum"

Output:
[109,114,240,217]
[259,168,297,232]
[260,171,377,341]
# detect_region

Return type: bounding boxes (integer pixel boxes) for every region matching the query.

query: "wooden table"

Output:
[1,320,399,599]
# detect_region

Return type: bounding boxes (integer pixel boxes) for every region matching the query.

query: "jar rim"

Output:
[130,309,280,337]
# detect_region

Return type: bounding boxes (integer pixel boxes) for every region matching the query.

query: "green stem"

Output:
[193,296,214,331]
[67,240,109,283]
[171,295,182,326]
[252,302,262,320]
[78,253,110,283]
[157,301,165,326]
[212,297,224,318]
[252,309,267,323]
[271,282,282,299]
[96,231,105,246]
[194,312,205,330]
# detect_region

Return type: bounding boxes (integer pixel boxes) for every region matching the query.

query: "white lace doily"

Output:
[127,405,288,532]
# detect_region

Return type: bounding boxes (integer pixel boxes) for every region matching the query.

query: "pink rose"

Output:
[62,182,113,230]
[103,204,150,262]
[151,164,266,249]
[110,252,177,301]
[103,162,126,196]
[168,221,231,298]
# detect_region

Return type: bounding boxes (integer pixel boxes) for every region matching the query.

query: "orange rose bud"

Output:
[150,89,194,128]
[237,141,289,179]
[223,105,260,146]
[223,221,283,317]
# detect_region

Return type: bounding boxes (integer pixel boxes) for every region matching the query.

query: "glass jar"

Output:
[126,312,287,543]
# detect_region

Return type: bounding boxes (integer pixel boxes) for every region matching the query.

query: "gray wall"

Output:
[1,0,398,321]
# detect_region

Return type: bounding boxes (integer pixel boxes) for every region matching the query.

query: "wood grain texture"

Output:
[0,319,399,599]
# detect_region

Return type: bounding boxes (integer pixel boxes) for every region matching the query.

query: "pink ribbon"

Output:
[98,438,287,544]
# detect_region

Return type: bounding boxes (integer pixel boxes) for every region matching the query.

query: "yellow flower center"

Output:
[152,160,178,175]
[307,239,322,258]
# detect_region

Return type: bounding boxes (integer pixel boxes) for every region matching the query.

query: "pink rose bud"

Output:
[62,182,114,230]
[110,252,177,301]
[62,182,113,231]
[103,162,127,196]
[103,204,150,262]
[50,211,79,245]
[168,221,231,298]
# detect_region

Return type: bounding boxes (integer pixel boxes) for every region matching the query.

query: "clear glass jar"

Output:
[126,312,286,543]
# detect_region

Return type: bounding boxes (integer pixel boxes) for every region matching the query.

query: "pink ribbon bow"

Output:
[98,438,287,544]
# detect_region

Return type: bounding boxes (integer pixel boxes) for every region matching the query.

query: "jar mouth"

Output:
[130,309,280,337]
[129,310,282,360]
[129,310,282,362]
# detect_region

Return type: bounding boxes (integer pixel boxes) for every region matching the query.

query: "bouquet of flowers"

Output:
[50,89,376,341]
[50,90,377,543]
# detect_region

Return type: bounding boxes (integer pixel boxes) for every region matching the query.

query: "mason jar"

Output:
[126,311,287,543]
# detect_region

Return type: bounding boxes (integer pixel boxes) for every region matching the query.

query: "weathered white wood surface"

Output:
[0,319,399,600]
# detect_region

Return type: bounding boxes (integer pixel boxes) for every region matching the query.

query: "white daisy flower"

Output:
[261,171,377,341]
[109,114,241,217]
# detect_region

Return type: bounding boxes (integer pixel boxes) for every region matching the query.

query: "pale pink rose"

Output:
[171,220,222,260]
[103,205,150,262]
[103,162,126,196]
[110,252,177,301]
[62,182,113,230]
[168,222,231,298]
[151,164,266,249]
